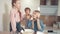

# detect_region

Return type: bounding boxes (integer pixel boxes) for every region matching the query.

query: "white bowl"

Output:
[37,31,44,34]
[21,29,34,34]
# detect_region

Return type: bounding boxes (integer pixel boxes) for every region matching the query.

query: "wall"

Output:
[0,0,5,31]
[0,0,11,31]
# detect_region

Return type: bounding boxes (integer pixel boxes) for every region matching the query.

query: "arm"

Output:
[37,19,41,30]
[10,10,16,32]
[32,20,34,29]
[40,20,44,32]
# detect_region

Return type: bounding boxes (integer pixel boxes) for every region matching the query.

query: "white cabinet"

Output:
[40,5,58,15]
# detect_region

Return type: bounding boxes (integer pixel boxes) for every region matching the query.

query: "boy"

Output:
[23,7,32,29]
[32,10,44,34]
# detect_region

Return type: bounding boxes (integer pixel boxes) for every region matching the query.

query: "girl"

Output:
[10,0,24,34]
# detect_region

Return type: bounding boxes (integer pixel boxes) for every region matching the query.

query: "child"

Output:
[23,7,32,29]
[32,10,44,34]
[10,0,24,34]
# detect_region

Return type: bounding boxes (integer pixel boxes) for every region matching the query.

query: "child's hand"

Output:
[36,13,40,19]
[30,17,33,20]
[26,15,31,19]
[37,19,41,30]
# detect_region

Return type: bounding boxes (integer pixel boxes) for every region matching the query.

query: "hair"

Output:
[25,7,31,12]
[34,10,40,19]
[18,10,21,19]
[12,0,17,7]
[34,10,40,13]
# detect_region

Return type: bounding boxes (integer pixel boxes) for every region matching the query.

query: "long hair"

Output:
[18,10,21,20]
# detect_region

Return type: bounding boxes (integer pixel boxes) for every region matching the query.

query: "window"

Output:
[40,0,58,5]
[51,0,58,5]
[40,0,46,5]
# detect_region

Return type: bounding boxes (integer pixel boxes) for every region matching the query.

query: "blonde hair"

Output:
[34,10,40,13]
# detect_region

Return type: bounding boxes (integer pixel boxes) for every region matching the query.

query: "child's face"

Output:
[25,9,30,14]
[33,12,40,19]
[14,0,20,10]
[33,12,37,19]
